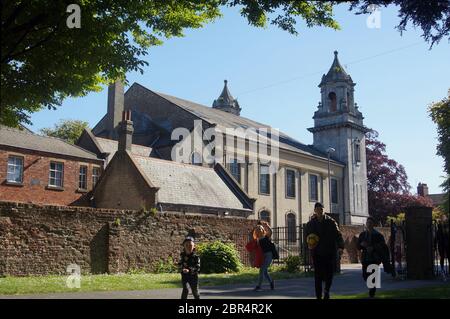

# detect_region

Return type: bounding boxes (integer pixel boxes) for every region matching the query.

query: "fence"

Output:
[231,225,312,272]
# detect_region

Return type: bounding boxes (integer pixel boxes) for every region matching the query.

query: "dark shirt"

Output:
[178,251,200,275]
[305,214,344,257]
[357,229,387,265]
[258,236,272,253]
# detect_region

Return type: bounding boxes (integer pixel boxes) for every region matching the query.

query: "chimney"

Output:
[107,80,124,139]
[118,110,133,152]
[417,182,429,197]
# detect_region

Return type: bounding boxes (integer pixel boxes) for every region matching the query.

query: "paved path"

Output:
[1,265,448,299]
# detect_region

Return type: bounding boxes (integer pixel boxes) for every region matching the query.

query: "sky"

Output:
[28,4,449,194]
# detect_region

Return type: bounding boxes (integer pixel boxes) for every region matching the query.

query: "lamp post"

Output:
[326,147,336,219]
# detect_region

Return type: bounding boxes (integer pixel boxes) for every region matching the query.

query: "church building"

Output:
[78,51,370,225]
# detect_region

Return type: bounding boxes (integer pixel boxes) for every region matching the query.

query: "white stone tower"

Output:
[308,51,370,224]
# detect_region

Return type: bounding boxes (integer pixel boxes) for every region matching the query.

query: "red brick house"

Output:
[0,125,103,206]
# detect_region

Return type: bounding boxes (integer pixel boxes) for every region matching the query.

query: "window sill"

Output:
[46,185,65,191]
[258,192,271,196]
[285,195,296,200]
[76,188,88,193]
[5,181,24,187]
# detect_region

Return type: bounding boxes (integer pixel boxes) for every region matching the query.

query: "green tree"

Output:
[428,89,450,215]
[40,119,89,144]
[0,1,337,127]
[2,1,449,127]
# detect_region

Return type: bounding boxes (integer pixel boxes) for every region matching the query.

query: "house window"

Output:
[331,178,338,204]
[92,167,100,186]
[309,174,318,201]
[259,163,270,195]
[49,162,64,187]
[229,159,241,184]
[286,213,296,243]
[7,156,23,183]
[259,210,270,223]
[79,165,87,190]
[354,141,361,163]
[329,92,337,112]
[286,169,296,198]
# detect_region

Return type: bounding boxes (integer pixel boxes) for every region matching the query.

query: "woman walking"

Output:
[246,221,275,291]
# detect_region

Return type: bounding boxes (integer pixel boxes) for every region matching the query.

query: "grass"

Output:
[0,267,307,296]
[336,285,450,299]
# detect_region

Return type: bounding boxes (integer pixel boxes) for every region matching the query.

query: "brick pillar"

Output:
[405,206,433,279]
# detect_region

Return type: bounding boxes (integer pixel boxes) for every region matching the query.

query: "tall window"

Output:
[354,141,361,163]
[229,159,241,184]
[328,92,337,112]
[92,167,100,186]
[259,210,270,223]
[7,156,23,183]
[309,174,318,201]
[49,162,64,187]
[259,163,270,195]
[79,165,87,190]
[286,169,296,198]
[286,213,296,243]
[331,178,338,204]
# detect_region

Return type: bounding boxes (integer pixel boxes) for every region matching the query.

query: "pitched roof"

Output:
[427,193,446,206]
[319,51,353,86]
[0,125,100,161]
[142,86,342,164]
[131,154,252,211]
[95,136,152,157]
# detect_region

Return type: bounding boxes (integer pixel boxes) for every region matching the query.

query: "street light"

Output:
[326,147,336,219]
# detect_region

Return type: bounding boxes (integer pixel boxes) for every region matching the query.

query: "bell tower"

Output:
[308,51,370,224]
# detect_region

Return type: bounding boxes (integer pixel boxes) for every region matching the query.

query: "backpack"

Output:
[270,241,280,260]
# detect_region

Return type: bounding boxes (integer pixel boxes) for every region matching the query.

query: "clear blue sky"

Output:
[28,4,449,194]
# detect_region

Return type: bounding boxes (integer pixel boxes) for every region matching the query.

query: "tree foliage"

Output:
[40,119,89,144]
[2,1,449,127]
[349,0,450,47]
[366,130,433,223]
[428,89,450,214]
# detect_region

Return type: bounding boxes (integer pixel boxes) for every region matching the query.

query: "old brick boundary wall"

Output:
[0,201,390,276]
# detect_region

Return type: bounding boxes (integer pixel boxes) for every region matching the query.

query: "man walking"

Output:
[357,216,389,298]
[305,202,344,299]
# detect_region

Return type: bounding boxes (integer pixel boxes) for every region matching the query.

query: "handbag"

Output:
[270,241,280,260]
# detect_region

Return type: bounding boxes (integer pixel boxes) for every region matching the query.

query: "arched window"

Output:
[191,152,202,166]
[259,210,270,224]
[286,213,296,243]
[328,92,337,112]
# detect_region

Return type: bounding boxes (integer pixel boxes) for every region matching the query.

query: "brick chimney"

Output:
[107,80,124,139]
[417,182,429,197]
[118,110,133,152]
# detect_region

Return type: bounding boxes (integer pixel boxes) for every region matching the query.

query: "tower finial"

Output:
[224,79,228,86]
[334,50,338,57]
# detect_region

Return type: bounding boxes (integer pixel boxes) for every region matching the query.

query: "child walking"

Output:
[178,236,201,299]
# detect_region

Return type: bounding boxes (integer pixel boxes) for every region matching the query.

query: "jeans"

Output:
[258,252,273,287]
[181,273,200,299]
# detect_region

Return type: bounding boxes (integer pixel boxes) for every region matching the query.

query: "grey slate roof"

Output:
[0,125,100,161]
[95,136,152,157]
[149,87,341,163]
[428,193,446,206]
[132,155,251,211]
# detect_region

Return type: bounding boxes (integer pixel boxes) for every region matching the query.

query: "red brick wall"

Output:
[0,149,103,206]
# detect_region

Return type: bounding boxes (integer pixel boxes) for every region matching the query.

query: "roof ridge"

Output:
[132,153,215,171]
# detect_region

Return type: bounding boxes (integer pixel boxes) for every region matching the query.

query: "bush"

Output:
[196,241,242,274]
[283,255,301,273]
[153,256,178,274]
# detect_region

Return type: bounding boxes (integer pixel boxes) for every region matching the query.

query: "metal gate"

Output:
[390,220,407,279]
[231,225,312,272]
[433,220,449,279]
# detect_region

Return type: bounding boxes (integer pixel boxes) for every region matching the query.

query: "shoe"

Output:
[270,281,274,290]
[323,291,330,300]
[253,286,262,292]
